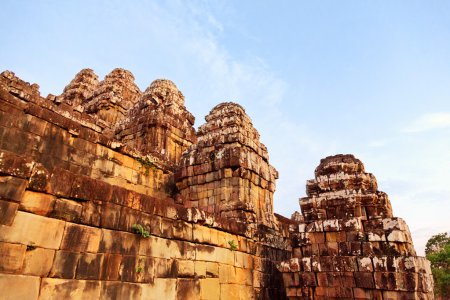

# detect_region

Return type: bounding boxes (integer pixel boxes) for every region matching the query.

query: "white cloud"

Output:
[403,112,450,133]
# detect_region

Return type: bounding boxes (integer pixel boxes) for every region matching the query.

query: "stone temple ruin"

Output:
[0,69,434,299]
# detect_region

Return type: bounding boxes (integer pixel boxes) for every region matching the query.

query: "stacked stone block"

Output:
[57,68,99,108]
[279,154,434,299]
[83,68,142,126]
[115,79,196,165]
[175,102,279,232]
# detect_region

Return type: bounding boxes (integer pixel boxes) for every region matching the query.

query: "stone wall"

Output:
[0,70,291,300]
[0,69,433,299]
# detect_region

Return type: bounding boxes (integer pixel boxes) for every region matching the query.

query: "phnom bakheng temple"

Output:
[0,69,434,299]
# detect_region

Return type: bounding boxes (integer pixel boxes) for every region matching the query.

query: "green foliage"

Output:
[426,232,450,255]
[132,224,150,238]
[136,157,157,176]
[228,240,238,251]
[136,258,145,274]
[426,232,450,297]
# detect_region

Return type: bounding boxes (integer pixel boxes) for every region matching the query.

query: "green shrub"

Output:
[132,224,150,238]
[228,240,238,251]
[426,232,450,298]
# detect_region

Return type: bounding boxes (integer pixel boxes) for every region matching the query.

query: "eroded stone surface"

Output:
[279,154,434,299]
[84,68,142,126]
[115,79,196,164]
[58,69,99,108]
[176,102,278,233]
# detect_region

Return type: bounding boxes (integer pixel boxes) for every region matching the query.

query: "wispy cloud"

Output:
[403,112,450,133]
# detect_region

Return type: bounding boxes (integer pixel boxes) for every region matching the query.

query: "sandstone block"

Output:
[176,278,200,300]
[70,174,112,202]
[76,253,104,280]
[154,258,176,278]
[353,287,373,299]
[39,278,101,300]
[282,273,299,287]
[0,199,18,225]
[100,202,122,230]
[235,267,253,285]
[119,206,145,232]
[28,163,51,192]
[22,247,55,276]
[0,151,34,179]
[200,278,220,300]
[49,250,81,279]
[80,200,102,227]
[60,222,101,253]
[205,262,219,278]
[51,198,83,222]
[218,264,236,284]
[19,191,55,216]
[120,255,154,283]
[99,228,140,255]
[195,260,207,278]
[141,278,176,300]
[0,176,27,202]
[0,274,40,300]
[357,257,373,272]
[172,220,193,241]
[176,260,195,277]
[374,272,398,290]
[139,236,182,259]
[100,253,122,281]
[0,211,65,249]
[354,271,375,289]
[193,224,211,244]
[195,244,216,262]
[48,168,75,197]
[215,246,235,265]
[0,241,26,273]
[23,114,47,136]
[160,217,174,238]
[220,283,240,299]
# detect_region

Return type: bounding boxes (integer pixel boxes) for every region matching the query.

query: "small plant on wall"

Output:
[132,224,150,238]
[228,240,238,251]
[136,258,145,274]
[136,157,157,176]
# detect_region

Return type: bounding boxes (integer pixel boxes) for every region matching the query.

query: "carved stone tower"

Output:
[175,102,279,232]
[279,154,434,299]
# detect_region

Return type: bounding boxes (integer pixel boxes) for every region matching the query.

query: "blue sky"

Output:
[1,0,449,255]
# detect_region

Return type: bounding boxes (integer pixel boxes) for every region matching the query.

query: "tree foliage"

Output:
[425,232,450,298]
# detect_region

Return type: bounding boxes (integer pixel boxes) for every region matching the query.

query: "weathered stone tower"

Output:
[175,103,278,233]
[83,68,142,125]
[115,79,196,165]
[279,155,434,299]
